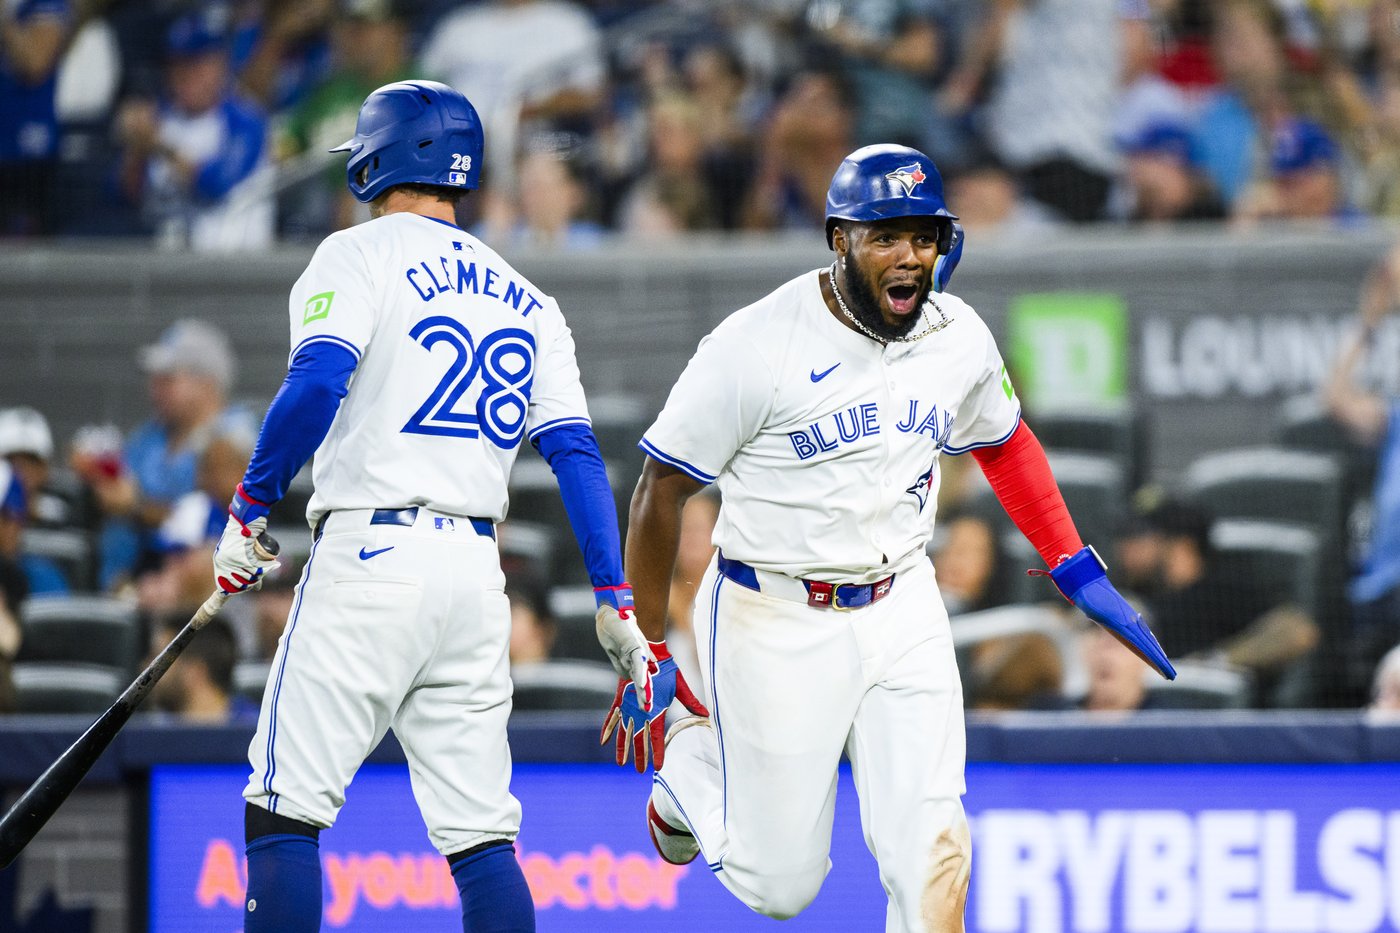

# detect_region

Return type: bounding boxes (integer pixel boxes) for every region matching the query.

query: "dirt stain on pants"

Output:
[920,814,971,931]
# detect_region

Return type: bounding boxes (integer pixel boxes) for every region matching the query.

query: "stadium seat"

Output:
[1144,660,1253,710]
[11,661,124,714]
[1182,447,1348,646]
[548,585,602,662]
[1044,451,1128,551]
[1028,407,1146,488]
[1182,446,1344,544]
[232,659,272,707]
[17,595,141,674]
[498,520,557,582]
[1210,520,1322,619]
[950,604,1082,699]
[20,527,96,592]
[267,466,316,562]
[962,450,1127,572]
[509,456,626,587]
[510,660,619,711]
[31,466,96,531]
[587,394,652,465]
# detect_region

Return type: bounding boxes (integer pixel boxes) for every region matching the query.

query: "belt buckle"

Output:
[831,585,858,612]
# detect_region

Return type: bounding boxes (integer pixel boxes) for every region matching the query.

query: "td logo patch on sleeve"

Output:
[304,291,335,325]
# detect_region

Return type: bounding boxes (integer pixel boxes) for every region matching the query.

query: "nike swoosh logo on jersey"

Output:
[810,363,840,383]
[358,546,395,561]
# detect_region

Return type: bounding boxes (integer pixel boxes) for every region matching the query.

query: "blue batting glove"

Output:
[1049,546,1177,681]
[600,640,708,773]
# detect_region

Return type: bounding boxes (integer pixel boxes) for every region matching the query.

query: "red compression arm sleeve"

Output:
[970,421,1084,568]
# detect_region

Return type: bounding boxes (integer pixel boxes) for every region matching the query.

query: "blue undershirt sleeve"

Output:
[532,423,624,588]
[240,341,357,506]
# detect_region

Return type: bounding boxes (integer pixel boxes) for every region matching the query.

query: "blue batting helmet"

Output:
[825,144,965,293]
[332,80,484,203]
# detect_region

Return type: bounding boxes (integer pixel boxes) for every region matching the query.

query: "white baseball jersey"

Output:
[641,268,1021,583]
[289,211,590,526]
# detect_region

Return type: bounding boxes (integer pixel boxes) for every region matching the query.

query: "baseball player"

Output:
[600,144,1176,931]
[212,80,655,933]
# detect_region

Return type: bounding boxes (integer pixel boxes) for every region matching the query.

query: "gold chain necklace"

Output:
[827,264,951,344]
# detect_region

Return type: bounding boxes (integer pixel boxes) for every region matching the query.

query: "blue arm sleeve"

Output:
[240,341,357,506]
[532,423,624,588]
[193,99,266,201]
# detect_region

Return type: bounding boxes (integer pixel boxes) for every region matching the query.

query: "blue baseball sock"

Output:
[244,834,321,933]
[450,842,535,932]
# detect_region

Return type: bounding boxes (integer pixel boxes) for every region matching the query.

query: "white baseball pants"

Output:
[654,554,971,932]
[244,507,521,856]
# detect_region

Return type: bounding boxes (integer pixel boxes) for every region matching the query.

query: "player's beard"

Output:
[839,254,928,341]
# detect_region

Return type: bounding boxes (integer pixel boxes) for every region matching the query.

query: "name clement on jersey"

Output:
[788,398,955,460]
[404,251,546,317]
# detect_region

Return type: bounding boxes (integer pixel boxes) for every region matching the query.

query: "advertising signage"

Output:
[150,762,1400,932]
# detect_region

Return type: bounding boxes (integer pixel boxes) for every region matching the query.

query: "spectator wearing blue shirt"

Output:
[115,5,272,252]
[0,406,70,595]
[72,320,255,591]
[1191,1,1286,212]
[137,422,259,651]
[0,0,70,235]
[0,461,25,712]
[1327,251,1400,680]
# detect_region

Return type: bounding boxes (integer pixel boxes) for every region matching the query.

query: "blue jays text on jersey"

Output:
[788,399,956,460]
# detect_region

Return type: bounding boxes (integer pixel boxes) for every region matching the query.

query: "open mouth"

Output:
[886,284,919,316]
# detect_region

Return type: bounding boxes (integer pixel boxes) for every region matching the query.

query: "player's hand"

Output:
[1046,546,1176,680]
[213,485,280,594]
[600,640,709,773]
[593,585,654,704]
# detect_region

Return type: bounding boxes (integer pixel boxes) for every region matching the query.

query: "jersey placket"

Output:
[869,343,907,568]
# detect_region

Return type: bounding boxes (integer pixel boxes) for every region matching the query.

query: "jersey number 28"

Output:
[402,315,535,448]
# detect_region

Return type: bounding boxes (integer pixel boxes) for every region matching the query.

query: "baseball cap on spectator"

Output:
[1118,119,1195,164]
[167,5,231,58]
[139,320,236,392]
[1270,118,1338,176]
[0,407,54,461]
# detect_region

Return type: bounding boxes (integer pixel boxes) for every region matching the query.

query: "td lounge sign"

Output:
[1140,315,1400,400]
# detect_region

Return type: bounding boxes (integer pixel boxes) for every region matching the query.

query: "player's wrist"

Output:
[647,639,671,661]
[228,483,270,530]
[1046,546,1107,599]
[593,583,634,612]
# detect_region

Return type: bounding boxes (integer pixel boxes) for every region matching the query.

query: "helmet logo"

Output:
[885,164,927,196]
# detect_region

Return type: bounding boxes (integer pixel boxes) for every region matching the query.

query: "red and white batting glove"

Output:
[212,484,280,594]
[600,636,708,773]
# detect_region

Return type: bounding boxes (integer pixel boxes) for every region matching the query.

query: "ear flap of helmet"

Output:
[932,222,964,294]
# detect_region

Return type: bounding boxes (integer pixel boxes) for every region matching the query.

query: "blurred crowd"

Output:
[4,0,1400,249]
[5,244,1400,720]
[7,0,1400,723]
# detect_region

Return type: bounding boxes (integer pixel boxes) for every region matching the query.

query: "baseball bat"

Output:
[0,532,280,871]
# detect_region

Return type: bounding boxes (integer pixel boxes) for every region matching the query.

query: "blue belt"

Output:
[716,552,895,611]
[369,507,495,539]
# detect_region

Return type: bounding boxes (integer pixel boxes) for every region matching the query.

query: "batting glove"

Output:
[1045,546,1177,681]
[212,484,280,594]
[594,584,654,700]
[600,639,708,773]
